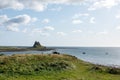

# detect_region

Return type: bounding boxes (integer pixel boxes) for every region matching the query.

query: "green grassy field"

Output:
[0,53,120,80]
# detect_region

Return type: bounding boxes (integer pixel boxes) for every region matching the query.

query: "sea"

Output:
[0,47,120,67]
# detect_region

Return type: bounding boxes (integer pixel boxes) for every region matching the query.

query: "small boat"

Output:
[82,52,86,54]
[105,52,108,55]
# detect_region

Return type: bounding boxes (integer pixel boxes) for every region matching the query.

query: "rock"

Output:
[52,51,60,54]
[33,41,43,48]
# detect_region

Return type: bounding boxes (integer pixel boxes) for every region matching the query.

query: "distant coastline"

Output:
[0,47,53,52]
[0,41,53,52]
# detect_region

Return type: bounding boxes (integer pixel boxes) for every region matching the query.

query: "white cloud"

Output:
[0,15,8,21]
[49,6,62,11]
[0,14,37,32]
[40,33,50,36]
[88,0,120,10]
[72,13,93,24]
[43,26,55,31]
[7,25,19,32]
[97,31,108,35]
[88,31,94,34]
[32,28,50,36]
[22,28,28,33]
[4,14,36,25]
[73,13,89,19]
[42,0,84,4]
[32,18,37,22]
[0,0,24,10]
[0,0,84,11]
[32,28,42,33]
[57,32,67,36]
[72,30,82,33]
[7,15,30,24]
[116,15,120,19]
[72,19,83,24]
[42,19,50,23]
[0,0,45,11]
[23,1,46,12]
[115,14,120,19]
[31,26,54,36]
[90,17,95,23]
[116,26,120,30]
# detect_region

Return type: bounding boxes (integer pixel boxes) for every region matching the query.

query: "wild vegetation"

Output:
[0,53,119,80]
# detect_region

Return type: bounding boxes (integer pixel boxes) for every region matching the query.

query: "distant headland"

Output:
[0,41,52,52]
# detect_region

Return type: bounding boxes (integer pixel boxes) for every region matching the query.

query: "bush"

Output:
[90,65,103,72]
[52,51,60,54]
[106,68,120,74]
[0,54,4,56]
[0,54,74,75]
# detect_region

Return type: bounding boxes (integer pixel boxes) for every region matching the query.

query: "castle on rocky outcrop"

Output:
[33,41,43,48]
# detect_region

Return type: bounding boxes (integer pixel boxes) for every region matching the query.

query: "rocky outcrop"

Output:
[33,41,43,48]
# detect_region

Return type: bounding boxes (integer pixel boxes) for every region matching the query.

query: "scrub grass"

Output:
[0,53,119,80]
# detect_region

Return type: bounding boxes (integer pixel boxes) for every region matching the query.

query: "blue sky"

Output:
[0,0,120,47]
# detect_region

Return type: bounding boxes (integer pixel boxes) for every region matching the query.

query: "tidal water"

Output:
[0,47,120,67]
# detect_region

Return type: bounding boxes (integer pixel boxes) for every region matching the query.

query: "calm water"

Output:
[0,47,120,67]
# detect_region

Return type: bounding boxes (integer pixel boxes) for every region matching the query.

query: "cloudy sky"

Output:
[0,0,120,47]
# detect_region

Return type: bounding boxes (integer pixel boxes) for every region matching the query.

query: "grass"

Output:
[0,47,27,52]
[0,53,119,80]
[0,46,52,52]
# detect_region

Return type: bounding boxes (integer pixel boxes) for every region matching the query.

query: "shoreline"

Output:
[0,46,120,69]
[0,47,54,52]
[0,52,120,69]
[0,53,120,69]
